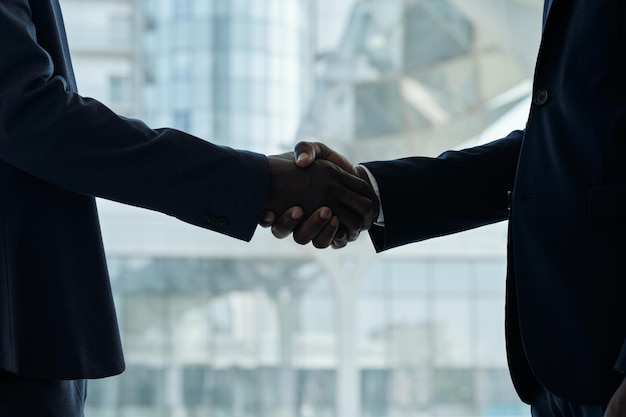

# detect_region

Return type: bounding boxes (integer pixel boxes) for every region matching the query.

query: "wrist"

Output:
[355,165,372,187]
[355,165,380,222]
[356,164,385,225]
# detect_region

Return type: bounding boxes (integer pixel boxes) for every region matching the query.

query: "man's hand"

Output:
[264,142,376,248]
[294,141,358,175]
[606,377,626,417]
[263,149,378,246]
[260,206,347,249]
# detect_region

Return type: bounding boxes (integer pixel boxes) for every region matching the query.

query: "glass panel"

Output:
[432,261,473,295]
[433,300,472,366]
[390,261,429,295]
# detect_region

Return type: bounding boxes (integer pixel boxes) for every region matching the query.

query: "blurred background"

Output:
[59,0,543,415]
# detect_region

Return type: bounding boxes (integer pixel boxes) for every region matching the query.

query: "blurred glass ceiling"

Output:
[298,0,543,161]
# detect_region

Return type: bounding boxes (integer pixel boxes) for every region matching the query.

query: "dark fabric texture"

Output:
[0,371,87,417]
[531,387,605,417]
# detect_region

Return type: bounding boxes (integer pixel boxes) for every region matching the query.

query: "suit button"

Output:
[204,214,217,227]
[215,218,229,230]
[533,89,549,105]
[205,213,229,230]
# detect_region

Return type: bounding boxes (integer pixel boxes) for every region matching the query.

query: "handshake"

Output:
[260,141,379,249]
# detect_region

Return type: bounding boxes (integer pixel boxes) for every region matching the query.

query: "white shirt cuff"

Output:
[358,165,385,226]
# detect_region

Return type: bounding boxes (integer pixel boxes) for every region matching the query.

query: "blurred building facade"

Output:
[62,0,141,117]
[140,0,314,154]
[59,0,543,416]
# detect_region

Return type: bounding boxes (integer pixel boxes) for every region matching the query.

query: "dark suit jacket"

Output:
[0,0,269,379]
[365,0,626,406]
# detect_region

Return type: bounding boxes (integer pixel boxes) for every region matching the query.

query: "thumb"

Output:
[294,141,319,168]
[294,141,357,175]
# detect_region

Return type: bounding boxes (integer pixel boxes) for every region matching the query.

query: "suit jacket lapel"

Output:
[543,0,554,29]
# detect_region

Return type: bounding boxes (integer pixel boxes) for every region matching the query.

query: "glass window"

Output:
[109,75,131,104]
[390,261,429,295]
[359,261,388,294]
[433,368,475,407]
[119,366,163,406]
[475,260,507,295]
[230,19,249,48]
[230,50,249,79]
[389,299,431,365]
[358,297,388,344]
[403,0,472,70]
[183,366,207,406]
[249,21,268,50]
[214,17,230,48]
[109,15,132,45]
[172,52,192,81]
[475,298,507,367]
[173,110,191,131]
[387,368,429,410]
[250,0,268,19]
[63,0,543,415]
[298,370,336,416]
[249,114,267,142]
[355,81,406,138]
[298,296,335,334]
[433,299,472,366]
[172,0,193,20]
[249,52,267,80]
[361,369,390,417]
[230,113,249,140]
[432,261,473,295]
[231,0,250,17]
[250,81,267,110]
[230,79,250,110]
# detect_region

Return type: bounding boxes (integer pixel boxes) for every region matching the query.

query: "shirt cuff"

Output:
[358,164,385,226]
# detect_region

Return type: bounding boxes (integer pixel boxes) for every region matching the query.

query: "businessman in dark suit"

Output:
[274,0,626,415]
[0,0,378,415]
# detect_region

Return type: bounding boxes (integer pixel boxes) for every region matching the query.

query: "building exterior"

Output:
[58,1,543,416]
[298,0,540,161]
[140,0,314,154]
[62,0,141,118]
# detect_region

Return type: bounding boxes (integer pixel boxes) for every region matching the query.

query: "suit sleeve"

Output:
[615,338,626,373]
[0,0,269,241]
[364,131,523,252]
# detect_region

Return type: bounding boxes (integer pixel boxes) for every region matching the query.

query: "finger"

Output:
[329,206,363,240]
[311,216,340,249]
[345,227,360,242]
[292,207,333,245]
[329,186,376,232]
[259,211,276,228]
[331,227,348,249]
[270,207,304,239]
[335,172,379,229]
[332,240,347,249]
[294,141,318,168]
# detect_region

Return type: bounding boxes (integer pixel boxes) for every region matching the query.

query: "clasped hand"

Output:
[261,142,378,248]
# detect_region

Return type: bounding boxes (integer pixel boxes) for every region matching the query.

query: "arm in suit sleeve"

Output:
[0,0,268,241]
[615,339,626,372]
[363,131,523,252]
